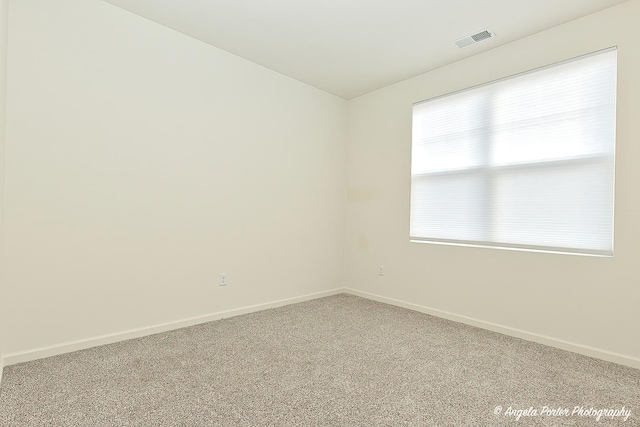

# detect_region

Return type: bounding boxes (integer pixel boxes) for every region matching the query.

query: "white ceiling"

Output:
[102,0,628,99]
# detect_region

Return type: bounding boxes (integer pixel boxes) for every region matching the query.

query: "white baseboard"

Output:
[4,287,638,371]
[344,288,640,370]
[2,288,346,367]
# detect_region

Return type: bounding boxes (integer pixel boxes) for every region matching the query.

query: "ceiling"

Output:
[102,0,628,99]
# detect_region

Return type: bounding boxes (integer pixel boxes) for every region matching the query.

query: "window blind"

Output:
[410,48,617,256]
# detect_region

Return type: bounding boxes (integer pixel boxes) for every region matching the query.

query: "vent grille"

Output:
[455,37,475,49]
[471,30,492,42]
[455,29,496,48]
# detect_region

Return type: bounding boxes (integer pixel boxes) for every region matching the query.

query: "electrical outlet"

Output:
[378,265,384,276]
[219,273,228,286]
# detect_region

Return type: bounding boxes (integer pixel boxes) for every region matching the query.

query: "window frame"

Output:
[409,47,617,257]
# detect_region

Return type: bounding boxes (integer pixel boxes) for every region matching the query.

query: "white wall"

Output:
[0,0,8,383]
[2,0,637,370]
[2,0,346,356]
[346,0,640,366]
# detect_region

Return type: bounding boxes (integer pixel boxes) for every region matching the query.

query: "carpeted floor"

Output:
[0,294,638,426]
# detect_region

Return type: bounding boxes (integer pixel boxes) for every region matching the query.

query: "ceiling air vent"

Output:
[455,29,496,48]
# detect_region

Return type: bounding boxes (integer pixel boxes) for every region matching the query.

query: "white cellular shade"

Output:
[410,49,616,256]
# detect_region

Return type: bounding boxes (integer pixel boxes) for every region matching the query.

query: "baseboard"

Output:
[344,288,640,370]
[2,288,346,367]
[5,287,638,371]
[0,356,4,387]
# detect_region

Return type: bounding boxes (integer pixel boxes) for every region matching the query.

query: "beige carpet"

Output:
[0,294,638,426]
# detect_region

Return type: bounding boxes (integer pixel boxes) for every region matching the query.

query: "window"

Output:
[410,48,617,256]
